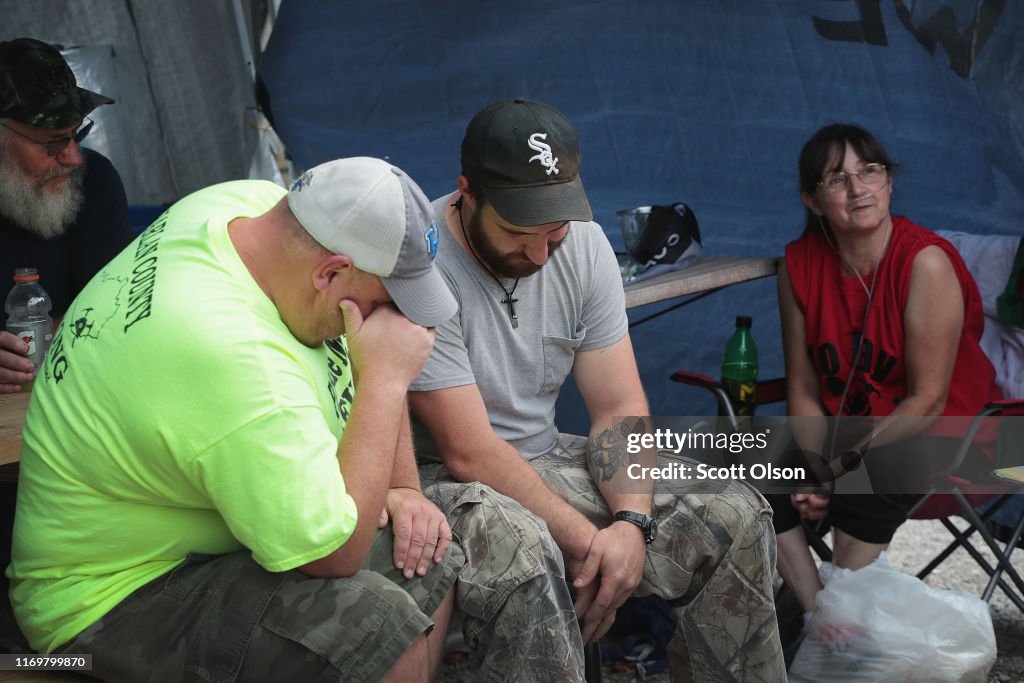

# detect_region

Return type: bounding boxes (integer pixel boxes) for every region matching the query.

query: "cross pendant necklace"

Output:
[501,293,519,328]
[455,194,523,329]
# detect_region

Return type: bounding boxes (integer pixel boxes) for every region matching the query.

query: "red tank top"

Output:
[785,217,1000,445]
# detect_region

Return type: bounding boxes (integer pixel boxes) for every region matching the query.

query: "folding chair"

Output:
[906,401,1024,610]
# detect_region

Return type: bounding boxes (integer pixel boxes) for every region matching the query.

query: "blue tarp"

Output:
[259,0,1024,428]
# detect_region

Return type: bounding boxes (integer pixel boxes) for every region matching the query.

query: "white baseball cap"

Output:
[287,157,456,327]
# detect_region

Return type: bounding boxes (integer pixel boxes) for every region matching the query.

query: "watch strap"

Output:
[613,510,656,544]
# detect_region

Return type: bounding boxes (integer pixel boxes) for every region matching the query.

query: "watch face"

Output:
[647,518,658,543]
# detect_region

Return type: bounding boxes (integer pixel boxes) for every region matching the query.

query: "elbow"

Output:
[903,391,947,419]
[442,448,479,483]
[926,394,948,417]
[332,566,359,578]
[915,385,950,417]
[426,424,496,482]
[319,561,361,579]
[295,523,372,579]
[296,546,365,579]
[434,436,488,482]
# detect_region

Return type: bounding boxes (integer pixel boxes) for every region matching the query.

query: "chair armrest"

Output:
[754,378,788,405]
[669,371,738,428]
[669,372,788,433]
[669,370,721,392]
[930,400,1024,480]
[987,398,1024,417]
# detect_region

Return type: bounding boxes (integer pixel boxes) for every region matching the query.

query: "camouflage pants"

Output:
[418,472,586,683]
[421,433,785,683]
[56,529,464,682]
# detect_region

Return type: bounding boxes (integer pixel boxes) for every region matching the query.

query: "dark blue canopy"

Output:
[260,0,1024,425]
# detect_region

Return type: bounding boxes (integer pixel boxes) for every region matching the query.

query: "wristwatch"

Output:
[614,510,658,544]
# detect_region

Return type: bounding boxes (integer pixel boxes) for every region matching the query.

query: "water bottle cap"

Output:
[736,315,752,328]
[13,267,39,282]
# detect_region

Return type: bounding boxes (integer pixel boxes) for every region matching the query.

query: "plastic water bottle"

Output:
[5,267,54,377]
[721,315,758,417]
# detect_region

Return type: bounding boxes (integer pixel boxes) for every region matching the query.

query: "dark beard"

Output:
[464,207,567,278]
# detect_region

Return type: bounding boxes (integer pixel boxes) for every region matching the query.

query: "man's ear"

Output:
[455,175,477,211]
[311,253,354,294]
[800,191,823,217]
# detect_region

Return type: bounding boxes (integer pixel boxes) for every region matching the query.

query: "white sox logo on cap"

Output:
[460,98,591,226]
[527,133,559,176]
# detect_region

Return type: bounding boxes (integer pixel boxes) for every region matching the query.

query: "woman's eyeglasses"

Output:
[0,117,94,157]
[817,163,887,195]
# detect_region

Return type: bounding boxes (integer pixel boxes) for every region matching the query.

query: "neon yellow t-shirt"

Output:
[8,180,358,653]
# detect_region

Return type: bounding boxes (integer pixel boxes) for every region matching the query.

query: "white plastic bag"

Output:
[789,553,996,682]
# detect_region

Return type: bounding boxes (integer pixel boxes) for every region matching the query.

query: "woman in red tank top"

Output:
[771,124,999,625]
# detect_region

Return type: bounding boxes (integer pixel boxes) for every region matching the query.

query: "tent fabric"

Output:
[261,0,1024,234]
[259,1,1024,425]
[260,0,1024,425]
[1,0,267,204]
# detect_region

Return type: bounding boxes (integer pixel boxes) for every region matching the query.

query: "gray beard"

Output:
[0,152,86,240]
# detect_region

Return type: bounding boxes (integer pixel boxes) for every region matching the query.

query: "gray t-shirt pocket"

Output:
[541,332,585,395]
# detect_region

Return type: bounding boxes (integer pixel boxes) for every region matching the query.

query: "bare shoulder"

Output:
[910,244,956,279]
[906,244,964,316]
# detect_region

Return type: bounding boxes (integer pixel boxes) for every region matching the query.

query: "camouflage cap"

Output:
[0,38,114,129]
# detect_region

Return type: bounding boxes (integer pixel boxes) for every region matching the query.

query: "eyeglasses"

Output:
[817,163,887,194]
[0,117,94,157]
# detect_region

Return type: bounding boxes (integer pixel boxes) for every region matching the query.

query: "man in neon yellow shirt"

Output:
[8,157,462,681]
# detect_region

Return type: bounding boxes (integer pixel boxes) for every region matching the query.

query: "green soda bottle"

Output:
[721,315,758,417]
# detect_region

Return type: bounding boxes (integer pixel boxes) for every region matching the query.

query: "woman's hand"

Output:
[791,492,830,520]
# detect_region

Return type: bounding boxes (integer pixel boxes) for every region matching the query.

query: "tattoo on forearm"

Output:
[587,421,637,483]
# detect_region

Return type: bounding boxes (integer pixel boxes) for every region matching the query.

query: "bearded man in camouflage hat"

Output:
[0,38,134,653]
[0,37,133,391]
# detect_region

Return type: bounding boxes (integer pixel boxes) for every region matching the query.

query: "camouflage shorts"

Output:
[535,434,785,682]
[422,433,786,683]
[418,473,586,682]
[56,528,464,682]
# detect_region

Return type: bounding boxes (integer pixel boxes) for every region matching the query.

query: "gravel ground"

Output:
[440,517,1024,682]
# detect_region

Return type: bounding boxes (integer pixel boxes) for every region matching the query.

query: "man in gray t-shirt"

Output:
[410,98,784,682]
